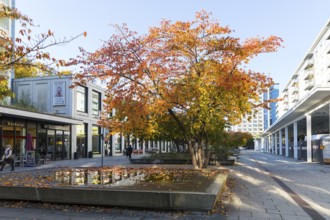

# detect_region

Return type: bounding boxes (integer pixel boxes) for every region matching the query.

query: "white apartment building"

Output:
[262,18,330,163]
[0,0,14,38]
[229,95,265,138]
[0,0,15,93]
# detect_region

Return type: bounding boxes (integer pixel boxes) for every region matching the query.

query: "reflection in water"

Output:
[54,169,145,187]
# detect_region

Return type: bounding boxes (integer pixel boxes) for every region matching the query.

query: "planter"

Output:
[219,159,235,166]
[208,153,236,166]
[129,158,192,164]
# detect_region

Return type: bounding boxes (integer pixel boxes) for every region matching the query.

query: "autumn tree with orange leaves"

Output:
[71,11,282,169]
[0,4,86,100]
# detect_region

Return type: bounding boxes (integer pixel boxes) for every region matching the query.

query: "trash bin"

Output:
[74,152,78,159]
[88,151,93,158]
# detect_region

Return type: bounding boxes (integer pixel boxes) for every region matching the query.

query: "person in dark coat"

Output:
[127,145,133,159]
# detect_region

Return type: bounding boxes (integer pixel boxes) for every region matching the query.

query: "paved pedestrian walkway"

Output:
[227,150,330,220]
[0,151,329,219]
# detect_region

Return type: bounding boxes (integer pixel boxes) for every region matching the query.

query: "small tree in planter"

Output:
[210,131,253,164]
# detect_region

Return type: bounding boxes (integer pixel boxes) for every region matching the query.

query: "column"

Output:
[142,140,145,155]
[267,135,270,153]
[306,114,312,162]
[279,129,283,156]
[271,133,275,154]
[274,132,278,155]
[294,122,298,159]
[285,126,289,157]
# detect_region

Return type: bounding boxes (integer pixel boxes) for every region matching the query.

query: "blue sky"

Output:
[16,0,330,92]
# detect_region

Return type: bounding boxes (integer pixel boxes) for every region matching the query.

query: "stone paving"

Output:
[227,151,330,220]
[0,151,329,219]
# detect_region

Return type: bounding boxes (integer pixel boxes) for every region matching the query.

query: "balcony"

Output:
[304,72,314,80]
[291,87,299,95]
[304,63,314,70]
[305,80,315,90]
[291,94,299,103]
[283,91,288,98]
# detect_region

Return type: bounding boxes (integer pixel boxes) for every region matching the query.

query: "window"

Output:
[76,86,87,113]
[92,125,100,153]
[92,91,101,118]
[76,123,87,158]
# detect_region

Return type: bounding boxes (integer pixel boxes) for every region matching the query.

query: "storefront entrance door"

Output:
[55,130,64,160]
[47,130,55,160]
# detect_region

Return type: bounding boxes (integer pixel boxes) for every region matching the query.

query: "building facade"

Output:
[0,0,15,94]
[229,85,279,150]
[261,18,330,162]
[264,84,279,130]
[12,75,115,160]
[0,105,81,161]
[229,93,265,137]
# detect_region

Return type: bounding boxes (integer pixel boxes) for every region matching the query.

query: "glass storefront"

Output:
[76,124,87,158]
[0,117,71,161]
[92,125,101,153]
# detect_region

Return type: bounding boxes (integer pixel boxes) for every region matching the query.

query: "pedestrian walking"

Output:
[0,144,15,171]
[127,145,133,159]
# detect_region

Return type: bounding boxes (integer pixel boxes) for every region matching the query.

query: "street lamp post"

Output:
[99,110,104,167]
[101,126,104,167]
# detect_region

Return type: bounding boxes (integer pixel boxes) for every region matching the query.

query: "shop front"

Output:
[0,105,82,162]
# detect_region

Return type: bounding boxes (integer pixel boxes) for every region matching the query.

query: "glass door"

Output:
[55,130,64,160]
[63,131,70,159]
[47,130,55,160]
[37,129,47,158]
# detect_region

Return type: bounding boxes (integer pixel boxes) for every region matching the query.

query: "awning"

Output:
[0,105,82,125]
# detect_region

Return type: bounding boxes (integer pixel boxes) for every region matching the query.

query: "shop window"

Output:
[115,135,122,153]
[76,123,87,158]
[37,126,47,158]
[92,125,100,153]
[76,86,87,113]
[92,90,101,118]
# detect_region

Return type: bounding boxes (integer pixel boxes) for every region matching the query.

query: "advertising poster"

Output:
[53,81,66,106]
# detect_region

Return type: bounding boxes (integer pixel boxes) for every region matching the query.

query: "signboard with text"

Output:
[25,151,35,167]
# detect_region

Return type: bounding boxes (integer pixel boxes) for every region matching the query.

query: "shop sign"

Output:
[6,122,25,127]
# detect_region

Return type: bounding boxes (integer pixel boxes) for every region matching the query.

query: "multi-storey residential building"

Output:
[0,0,13,36]
[229,85,279,150]
[230,101,264,137]
[261,18,330,163]
[264,84,279,130]
[0,0,15,93]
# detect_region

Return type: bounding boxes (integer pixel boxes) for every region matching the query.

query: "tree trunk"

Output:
[188,142,199,169]
[197,147,203,169]
[203,138,210,168]
[167,109,203,169]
